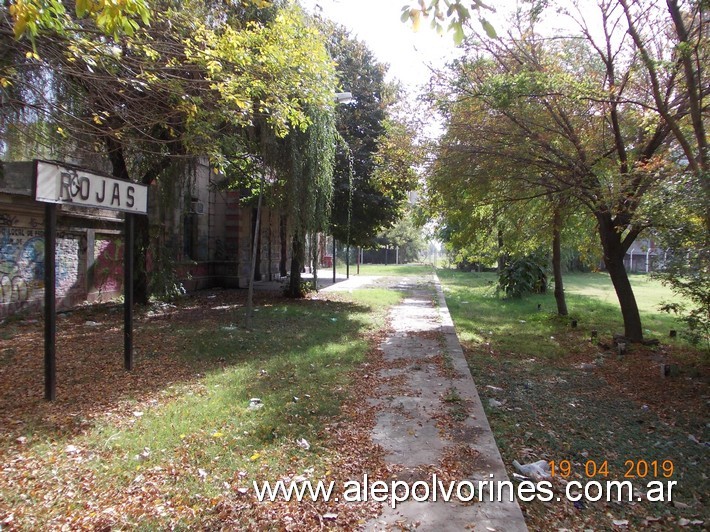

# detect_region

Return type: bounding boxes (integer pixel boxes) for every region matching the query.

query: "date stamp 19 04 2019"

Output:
[549,459,675,479]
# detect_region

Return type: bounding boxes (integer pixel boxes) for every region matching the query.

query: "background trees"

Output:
[1,0,339,302]
[425,1,707,341]
[326,25,421,251]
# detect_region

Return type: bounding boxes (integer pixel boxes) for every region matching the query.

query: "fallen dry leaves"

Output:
[462,335,709,531]
[0,289,397,530]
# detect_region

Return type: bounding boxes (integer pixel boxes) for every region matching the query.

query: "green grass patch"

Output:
[334,263,434,277]
[437,269,689,357]
[3,288,402,528]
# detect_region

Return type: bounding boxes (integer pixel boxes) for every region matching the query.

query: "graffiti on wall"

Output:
[92,237,123,298]
[56,235,81,295]
[0,213,46,315]
[0,213,84,316]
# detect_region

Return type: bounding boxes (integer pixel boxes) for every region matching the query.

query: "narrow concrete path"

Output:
[324,273,528,531]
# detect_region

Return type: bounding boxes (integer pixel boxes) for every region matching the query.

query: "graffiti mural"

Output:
[56,234,82,295]
[0,212,85,317]
[92,236,123,298]
[0,222,46,316]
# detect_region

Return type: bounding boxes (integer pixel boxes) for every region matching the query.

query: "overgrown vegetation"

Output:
[657,251,709,352]
[424,0,708,343]
[497,253,548,298]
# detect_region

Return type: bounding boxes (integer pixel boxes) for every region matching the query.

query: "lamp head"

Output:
[334,92,353,104]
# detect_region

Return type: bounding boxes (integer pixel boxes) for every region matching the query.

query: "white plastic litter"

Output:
[248,398,264,410]
[512,459,551,480]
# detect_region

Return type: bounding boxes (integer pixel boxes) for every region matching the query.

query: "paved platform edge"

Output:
[433,272,529,531]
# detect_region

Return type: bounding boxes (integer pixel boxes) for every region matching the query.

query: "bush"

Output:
[656,248,709,353]
[282,278,314,298]
[498,254,548,298]
[149,251,186,302]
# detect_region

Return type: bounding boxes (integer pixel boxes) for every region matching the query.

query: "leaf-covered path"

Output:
[324,273,528,531]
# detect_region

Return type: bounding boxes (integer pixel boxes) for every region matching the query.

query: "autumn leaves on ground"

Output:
[1,266,708,530]
[0,287,400,529]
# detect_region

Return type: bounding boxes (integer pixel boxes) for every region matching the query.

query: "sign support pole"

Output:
[124,213,134,371]
[44,203,57,401]
[35,160,149,398]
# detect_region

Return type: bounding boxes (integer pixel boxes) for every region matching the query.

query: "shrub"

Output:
[498,254,548,298]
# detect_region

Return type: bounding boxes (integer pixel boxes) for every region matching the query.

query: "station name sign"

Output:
[35,160,148,214]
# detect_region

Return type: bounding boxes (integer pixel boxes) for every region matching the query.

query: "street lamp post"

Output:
[332,92,353,284]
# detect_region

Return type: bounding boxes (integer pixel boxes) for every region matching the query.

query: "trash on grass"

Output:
[248,398,264,410]
[512,459,551,480]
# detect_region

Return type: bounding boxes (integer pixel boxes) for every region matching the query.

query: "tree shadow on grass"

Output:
[0,289,375,452]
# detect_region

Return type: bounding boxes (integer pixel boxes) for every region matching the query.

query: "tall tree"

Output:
[281,106,337,298]
[616,0,709,344]
[1,0,338,302]
[617,0,708,221]
[325,25,419,249]
[428,2,689,340]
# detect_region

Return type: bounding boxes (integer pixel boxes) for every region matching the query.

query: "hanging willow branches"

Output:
[283,105,337,297]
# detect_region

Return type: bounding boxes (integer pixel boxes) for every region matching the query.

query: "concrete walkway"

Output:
[324,273,528,531]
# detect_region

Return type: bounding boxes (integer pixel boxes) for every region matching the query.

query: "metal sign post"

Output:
[44,203,56,401]
[124,213,134,371]
[34,160,148,400]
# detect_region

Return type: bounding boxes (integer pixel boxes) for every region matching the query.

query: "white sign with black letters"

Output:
[35,160,148,214]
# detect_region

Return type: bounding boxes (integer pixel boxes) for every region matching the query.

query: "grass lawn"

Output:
[439,270,696,358]
[333,262,434,277]
[0,287,401,529]
[437,268,709,530]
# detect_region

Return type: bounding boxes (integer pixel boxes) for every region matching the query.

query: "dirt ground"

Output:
[0,292,251,444]
[464,339,709,530]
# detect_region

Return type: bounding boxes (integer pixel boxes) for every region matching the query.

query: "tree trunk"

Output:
[105,139,150,305]
[311,231,318,292]
[251,207,262,281]
[246,177,264,327]
[552,205,568,316]
[279,215,288,277]
[597,215,643,341]
[286,234,305,298]
[497,227,505,274]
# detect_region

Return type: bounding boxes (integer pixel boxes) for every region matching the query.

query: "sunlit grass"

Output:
[564,272,678,313]
[334,263,434,276]
[437,269,687,358]
[5,288,403,527]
